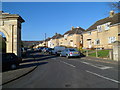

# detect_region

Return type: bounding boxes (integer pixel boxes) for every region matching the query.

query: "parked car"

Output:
[2,53,22,70]
[51,46,66,55]
[60,48,80,58]
[21,47,27,57]
[47,48,54,54]
[38,47,44,52]
[42,48,48,53]
[42,48,54,53]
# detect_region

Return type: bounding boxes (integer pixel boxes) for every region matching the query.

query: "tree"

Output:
[109,2,120,12]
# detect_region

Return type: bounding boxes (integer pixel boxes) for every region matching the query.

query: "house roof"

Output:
[63,27,85,35]
[86,13,120,31]
[51,33,63,39]
[45,37,52,41]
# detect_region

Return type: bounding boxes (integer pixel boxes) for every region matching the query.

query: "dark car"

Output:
[2,53,22,70]
[47,48,54,54]
[42,48,54,53]
[38,47,44,52]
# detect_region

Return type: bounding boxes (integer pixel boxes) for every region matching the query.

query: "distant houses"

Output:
[35,11,120,50]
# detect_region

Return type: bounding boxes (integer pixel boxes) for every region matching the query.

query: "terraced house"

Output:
[47,26,85,49]
[48,33,63,48]
[58,26,85,48]
[83,11,120,49]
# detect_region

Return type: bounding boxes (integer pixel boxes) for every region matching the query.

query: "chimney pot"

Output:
[109,10,115,17]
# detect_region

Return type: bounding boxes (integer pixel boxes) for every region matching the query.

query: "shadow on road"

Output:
[18,61,48,69]
[21,54,58,63]
[2,52,54,72]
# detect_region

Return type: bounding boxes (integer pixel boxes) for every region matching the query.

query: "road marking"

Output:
[81,61,113,70]
[60,61,76,68]
[86,70,120,84]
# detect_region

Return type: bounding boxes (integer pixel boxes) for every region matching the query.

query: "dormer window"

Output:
[104,23,110,30]
[64,34,68,39]
[97,25,102,32]
[88,31,91,35]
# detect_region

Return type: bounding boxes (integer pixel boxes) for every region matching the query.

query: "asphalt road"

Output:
[2,52,119,88]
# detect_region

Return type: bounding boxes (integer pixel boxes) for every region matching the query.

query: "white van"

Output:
[51,46,65,55]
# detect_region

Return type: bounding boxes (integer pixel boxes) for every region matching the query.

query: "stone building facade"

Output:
[83,11,120,49]
[0,11,25,57]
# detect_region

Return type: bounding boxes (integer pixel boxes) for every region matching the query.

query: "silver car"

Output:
[60,48,80,58]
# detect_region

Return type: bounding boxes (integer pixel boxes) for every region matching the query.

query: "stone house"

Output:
[83,11,120,49]
[48,33,63,48]
[58,26,85,49]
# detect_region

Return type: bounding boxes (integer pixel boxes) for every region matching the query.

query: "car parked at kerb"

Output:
[60,48,80,58]
[2,53,22,70]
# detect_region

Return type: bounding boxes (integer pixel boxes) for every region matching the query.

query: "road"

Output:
[2,52,119,88]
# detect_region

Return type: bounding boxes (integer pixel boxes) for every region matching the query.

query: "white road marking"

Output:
[81,61,113,70]
[86,70,120,84]
[60,61,76,68]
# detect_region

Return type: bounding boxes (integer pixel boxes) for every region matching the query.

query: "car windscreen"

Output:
[69,49,76,51]
[48,48,53,50]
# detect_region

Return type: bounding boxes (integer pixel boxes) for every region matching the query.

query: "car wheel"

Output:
[66,55,69,58]
[10,64,17,69]
[60,54,62,57]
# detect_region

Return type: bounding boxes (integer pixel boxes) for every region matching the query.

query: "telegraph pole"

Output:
[45,33,46,47]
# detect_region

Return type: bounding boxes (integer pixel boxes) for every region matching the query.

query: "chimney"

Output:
[109,10,115,17]
[71,26,74,30]
[55,33,58,35]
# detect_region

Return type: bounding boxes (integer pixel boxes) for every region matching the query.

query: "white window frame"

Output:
[94,39,100,45]
[88,31,91,35]
[97,25,102,32]
[108,37,116,43]
[64,34,68,39]
[104,23,110,30]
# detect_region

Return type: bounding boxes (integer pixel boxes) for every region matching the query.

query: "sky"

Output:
[2,2,114,41]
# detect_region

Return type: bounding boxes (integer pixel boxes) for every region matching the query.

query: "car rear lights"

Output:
[70,52,72,54]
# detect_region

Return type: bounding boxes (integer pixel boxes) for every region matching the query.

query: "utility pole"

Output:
[45,33,46,47]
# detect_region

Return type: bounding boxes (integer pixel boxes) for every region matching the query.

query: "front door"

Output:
[88,40,92,48]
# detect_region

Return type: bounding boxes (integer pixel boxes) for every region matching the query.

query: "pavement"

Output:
[1,53,119,86]
[1,53,38,85]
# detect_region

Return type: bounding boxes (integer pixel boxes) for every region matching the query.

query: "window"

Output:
[64,34,68,39]
[108,37,116,43]
[88,31,91,35]
[97,25,102,32]
[94,39,100,45]
[104,23,110,30]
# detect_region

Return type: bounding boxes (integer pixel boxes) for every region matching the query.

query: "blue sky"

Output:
[2,2,113,41]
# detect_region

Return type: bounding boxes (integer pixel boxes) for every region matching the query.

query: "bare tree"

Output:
[109,2,120,12]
